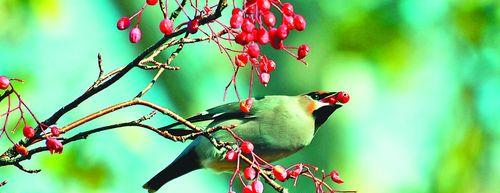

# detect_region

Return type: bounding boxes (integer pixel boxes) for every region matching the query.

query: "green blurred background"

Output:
[0,0,499,193]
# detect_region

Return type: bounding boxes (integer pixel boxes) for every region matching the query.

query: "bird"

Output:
[143,91,349,192]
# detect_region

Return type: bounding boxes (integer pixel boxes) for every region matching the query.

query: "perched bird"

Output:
[143,91,349,192]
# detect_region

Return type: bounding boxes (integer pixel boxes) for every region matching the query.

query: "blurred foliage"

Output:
[0,0,499,193]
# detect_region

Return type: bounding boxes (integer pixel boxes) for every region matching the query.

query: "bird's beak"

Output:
[320,92,343,106]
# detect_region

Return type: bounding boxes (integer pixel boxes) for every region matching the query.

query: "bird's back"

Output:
[194,95,316,171]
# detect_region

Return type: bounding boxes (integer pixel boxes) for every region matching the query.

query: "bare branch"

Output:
[159,0,167,18]
[13,163,41,174]
[0,89,13,102]
[170,0,188,22]
[97,53,104,79]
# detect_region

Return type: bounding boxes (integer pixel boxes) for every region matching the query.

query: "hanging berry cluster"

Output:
[114,0,311,113]
[116,3,146,43]
[230,0,310,82]
[221,128,351,193]
[116,0,198,43]
[229,0,310,111]
[0,76,63,157]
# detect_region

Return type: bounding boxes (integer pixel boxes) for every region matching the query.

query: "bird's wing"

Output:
[158,101,256,131]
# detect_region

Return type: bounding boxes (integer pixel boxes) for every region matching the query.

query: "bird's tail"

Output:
[143,146,201,192]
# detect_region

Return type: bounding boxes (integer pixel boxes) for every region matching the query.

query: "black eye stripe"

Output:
[306,92,332,100]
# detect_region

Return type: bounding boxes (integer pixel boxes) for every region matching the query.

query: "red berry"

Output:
[187,18,200,34]
[246,3,257,14]
[282,3,294,16]
[282,14,295,30]
[330,170,344,184]
[236,33,255,46]
[255,28,269,45]
[245,31,255,43]
[257,0,271,12]
[46,137,63,154]
[240,102,250,113]
[230,15,243,28]
[0,76,10,90]
[241,141,254,154]
[260,58,276,73]
[50,125,60,137]
[15,144,29,156]
[297,44,310,60]
[259,72,270,86]
[116,17,131,30]
[321,95,337,105]
[293,14,306,31]
[335,91,350,104]
[159,19,173,35]
[246,43,260,58]
[23,125,35,138]
[242,185,253,193]
[273,165,288,181]
[232,8,243,16]
[235,32,247,45]
[129,27,142,43]
[146,0,158,5]
[241,18,255,33]
[240,98,254,113]
[235,53,249,67]
[276,24,289,40]
[225,150,238,161]
[243,167,256,180]
[251,180,264,193]
[269,28,284,50]
[262,12,276,27]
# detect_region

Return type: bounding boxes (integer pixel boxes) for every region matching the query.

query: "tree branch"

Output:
[0,89,13,103]
[0,0,228,163]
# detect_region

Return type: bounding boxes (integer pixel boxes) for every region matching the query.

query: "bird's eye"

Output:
[306,92,322,100]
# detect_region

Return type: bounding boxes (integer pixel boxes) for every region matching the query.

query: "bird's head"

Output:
[301,90,350,129]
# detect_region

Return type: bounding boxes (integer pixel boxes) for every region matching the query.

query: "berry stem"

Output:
[248,66,255,98]
[2,95,13,143]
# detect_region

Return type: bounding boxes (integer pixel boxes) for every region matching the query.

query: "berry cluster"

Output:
[229,0,309,87]
[222,128,346,193]
[116,0,173,43]
[116,0,205,43]
[0,76,63,157]
[19,124,64,155]
[114,0,312,114]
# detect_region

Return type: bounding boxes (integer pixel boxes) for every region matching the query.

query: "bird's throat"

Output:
[312,104,342,131]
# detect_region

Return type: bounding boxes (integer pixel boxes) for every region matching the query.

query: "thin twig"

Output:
[136,35,189,98]
[13,163,41,174]
[159,0,167,18]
